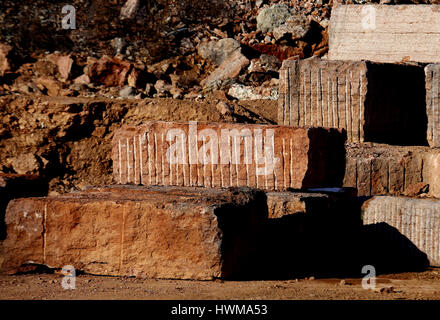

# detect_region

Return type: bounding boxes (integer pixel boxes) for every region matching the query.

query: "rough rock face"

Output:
[120,0,140,20]
[112,121,347,190]
[257,4,293,33]
[261,188,363,278]
[197,38,241,66]
[46,54,74,82]
[362,196,440,267]
[0,186,267,280]
[0,173,48,240]
[87,56,142,88]
[0,43,13,76]
[329,5,440,63]
[278,57,426,145]
[201,50,250,88]
[343,143,440,198]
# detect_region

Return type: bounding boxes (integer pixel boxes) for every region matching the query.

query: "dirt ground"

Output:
[1,269,440,300]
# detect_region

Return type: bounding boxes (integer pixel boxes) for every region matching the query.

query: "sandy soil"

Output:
[1,269,440,300]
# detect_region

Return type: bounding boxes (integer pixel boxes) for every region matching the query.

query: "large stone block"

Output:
[0,174,48,240]
[278,58,426,145]
[329,5,440,64]
[112,121,346,190]
[362,196,440,267]
[425,64,440,147]
[343,143,440,197]
[0,186,267,280]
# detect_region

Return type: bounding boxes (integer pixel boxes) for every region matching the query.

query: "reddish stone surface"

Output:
[0,186,266,280]
[362,196,440,267]
[87,56,133,87]
[112,121,346,190]
[425,64,440,147]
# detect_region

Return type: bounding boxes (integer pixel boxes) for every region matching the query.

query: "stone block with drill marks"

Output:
[278,58,426,145]
[329,5,440,64]
[0,186,267,280]
[343,144,440,197]
[112,121,346,190]
[362,196,440,267]
[425,64,440,147]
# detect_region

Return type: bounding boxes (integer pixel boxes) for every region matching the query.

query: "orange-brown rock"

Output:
[0,43,13,77]
[112,121,346,190]
[278,57,426,145]
[0,186,266,280]
[0,173,48,240]
[87,56,133,87]
[403,182,429,197]
[343,143,440,197]
[266,191,329,219]
[46,54,74,82]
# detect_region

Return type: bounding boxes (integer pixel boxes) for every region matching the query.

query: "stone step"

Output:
[329,5,440,64]
[362,196,440,267]
[278,57,426,145]
[0,186,359,279]
[343,143,440,198]
[112,121,346,190]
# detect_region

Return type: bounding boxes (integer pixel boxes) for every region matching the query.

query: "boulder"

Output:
[329,5,440,63]
[87,56,132,87]
[201,50,250,88]
[0,43,13,77]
